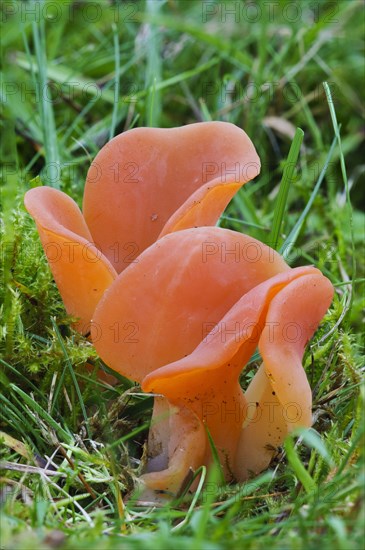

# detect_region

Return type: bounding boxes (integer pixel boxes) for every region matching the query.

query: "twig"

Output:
[58,444,97,500]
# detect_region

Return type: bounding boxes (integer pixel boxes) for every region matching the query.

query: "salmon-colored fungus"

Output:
[24,122,259,333]
[92,227,333,495]
[24,121,333,499]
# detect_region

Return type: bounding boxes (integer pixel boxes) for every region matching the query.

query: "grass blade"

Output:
[205,425,225,485]
[268,127,304,250]
[280,135,337,259]
[31,21,60,188]
[145,0,162,126]
[10,384,73,444]
[137,13,253,69]
[284,435,316,495]
[172,466,207,532]
[109,24,120,141]
[323,81,356,313]
[51,319,91,439]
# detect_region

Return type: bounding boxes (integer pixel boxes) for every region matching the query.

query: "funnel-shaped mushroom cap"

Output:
[142,266,321,476]
[25,123,259,331]
[92,227,290,482]
[24,187,117,333]
[83,122,260,273]
[234,271,334,480]
[92,227,289,383]
[259,272,334,427]
[91,225,333,492]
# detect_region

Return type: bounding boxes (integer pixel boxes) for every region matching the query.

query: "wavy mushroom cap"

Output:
[92,226,288,383]
[92,225,333,489]
[25,122,260,330]
[141,265,330,477]
[235,272,334,480]
[83,122,260,273]
[24,187,117,333]
[92,227,289,479]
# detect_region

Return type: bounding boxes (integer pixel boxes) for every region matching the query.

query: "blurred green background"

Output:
[2,0,364,205]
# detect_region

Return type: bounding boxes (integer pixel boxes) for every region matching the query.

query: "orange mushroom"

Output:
[24,121,333,498]
[92,227,333,494]
[24,187,117,333]
[235,272,334,480]
[24,122,259,333]
[83,122,260,272]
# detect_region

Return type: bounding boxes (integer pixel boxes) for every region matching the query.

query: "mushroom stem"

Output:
[140,402,206,497]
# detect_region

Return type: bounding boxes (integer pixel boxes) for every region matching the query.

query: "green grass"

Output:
[1,1,364,549]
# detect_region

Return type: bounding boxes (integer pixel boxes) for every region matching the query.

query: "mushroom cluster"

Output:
[25,122,333,498]
[25,122,258,333]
